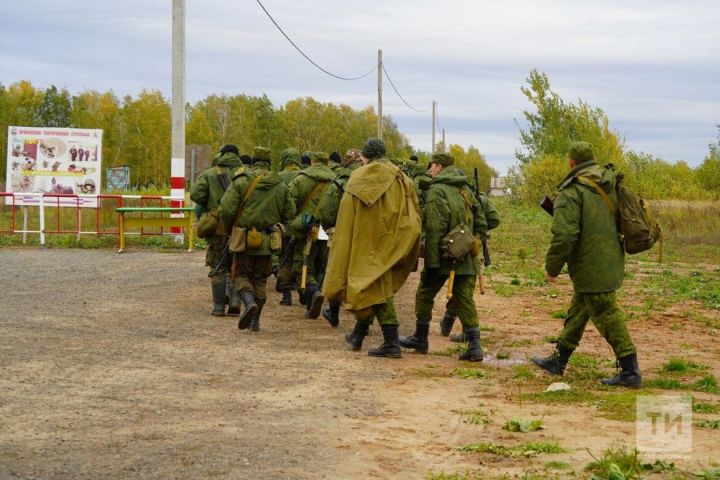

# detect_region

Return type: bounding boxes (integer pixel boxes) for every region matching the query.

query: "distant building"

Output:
[489,176,509,197]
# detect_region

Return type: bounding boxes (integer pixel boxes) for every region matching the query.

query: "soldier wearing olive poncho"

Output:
[190,144,243,317]
[220,147,296,332]
[399,152,488,361]
[323,138,421,358]
[531,141,641,388]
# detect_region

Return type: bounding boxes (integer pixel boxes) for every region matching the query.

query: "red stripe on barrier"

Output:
[170,177,185,189]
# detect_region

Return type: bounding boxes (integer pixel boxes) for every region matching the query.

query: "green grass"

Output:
[644,377,686,390]
[453,367,487,379]
[455,408,493,426]
[585,444,642,480]
[544,461,570,470]
[426,472,481,480]
[431,345,467,357]
[696,419,720,429]
[693,375,720,394]
[458,440,564,457]
[524,389,639,422]
[693,401,720,414]
[502,418,544,433]
[550,310,567,319]
[661,358,709,374]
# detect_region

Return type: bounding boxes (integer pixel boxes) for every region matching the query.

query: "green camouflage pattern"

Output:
[476,192,500,235]
[319,163,361,229]
[190,152,242,212]
[354,297,399,327]
[546,161,624,292]
[415,272,478,328]
[292,239,327,288]
[279,148,303,184]
[423,165,488,276]
[205,237,231,278]
[286,163,335,239]
[557,291,636,358]
[232,254,273,309]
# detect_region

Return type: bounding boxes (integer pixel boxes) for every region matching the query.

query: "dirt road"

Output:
[1,248,718,479]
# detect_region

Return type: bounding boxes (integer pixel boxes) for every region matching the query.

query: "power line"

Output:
[382,64,431,113]
[255,0,376,81]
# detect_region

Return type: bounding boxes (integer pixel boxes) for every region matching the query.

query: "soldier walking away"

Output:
[275,148,304,305]
[531,141,642,388]
[445,180,501,342]
[318,148,363,327]
[287,152,335,318]
[400,153,488,361]
[190,144,243,317]
[323,138,421,358]
[220,147,296,332]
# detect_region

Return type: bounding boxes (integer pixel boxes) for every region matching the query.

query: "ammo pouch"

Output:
[269,226,283,253]
[441,223,475,260]
[247,227,263,249]
[471,238,482,258]
[309,224,319,242]
[196,208,221,239]
[229,227,247,253]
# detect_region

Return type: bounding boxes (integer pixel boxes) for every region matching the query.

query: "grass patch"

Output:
[431,345,466,357]
[544,460,570,470]
[542,335,559,344]
[661,358,709,374]
[644,377,686,390]
[585,444,642,480]
[458,440,564,457]
[550,310,567,319]
[455,408,493,426]
[696,419,720,429]
[426,472,481,480]
[693,401,720,414]
[693,375,720,394]
[408,364,448,378]
[512,366,537,381]
[525,388,595,405]
[502,418,544,433]
[453,367,487,379]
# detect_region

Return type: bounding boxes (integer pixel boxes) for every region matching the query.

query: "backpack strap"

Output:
[215,166,230,192]
[577,176,615,214]
[232,174,265,226]
[298,180,330,214]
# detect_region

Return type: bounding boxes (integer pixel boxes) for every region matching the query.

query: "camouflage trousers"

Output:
[292,239,328,289]
[353,297,399,327]
[416,272,478,329]
[232,254,273,309]
[275,236,297,292]
[205,236,231,280]
[557,291,636,358]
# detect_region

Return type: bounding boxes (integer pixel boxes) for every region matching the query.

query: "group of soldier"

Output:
[191,138,642,388]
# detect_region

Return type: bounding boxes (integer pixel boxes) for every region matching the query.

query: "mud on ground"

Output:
[1,248,718,479]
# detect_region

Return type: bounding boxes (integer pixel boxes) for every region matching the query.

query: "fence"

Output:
[0,192,189,246]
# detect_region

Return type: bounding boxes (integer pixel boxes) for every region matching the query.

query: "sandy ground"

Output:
[1,248,718,479]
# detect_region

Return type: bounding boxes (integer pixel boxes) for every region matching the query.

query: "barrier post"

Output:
[38,195,46,247]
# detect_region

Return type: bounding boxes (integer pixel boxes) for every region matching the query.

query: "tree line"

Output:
[509,70,720,203]
[0,81,496,191]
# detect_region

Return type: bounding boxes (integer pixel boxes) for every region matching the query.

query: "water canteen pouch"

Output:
[246,227,263,250]
[196,208,220,239]
[228,227,247,253]
[441,223,475,260]
[269,226,283,253]
[309,224,319,242]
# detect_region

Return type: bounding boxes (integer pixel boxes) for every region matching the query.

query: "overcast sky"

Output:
[2,1,718,174]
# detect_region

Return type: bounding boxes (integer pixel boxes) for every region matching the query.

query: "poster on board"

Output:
[5,126,103,207]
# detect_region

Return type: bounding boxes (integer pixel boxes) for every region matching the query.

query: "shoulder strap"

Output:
[577,175,615,214]
[232,174,265,225]
[299,180,330,214]
[215,166,230,191]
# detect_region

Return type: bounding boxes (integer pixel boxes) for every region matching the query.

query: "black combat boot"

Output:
[459,327,483,362]
[323,299,341,327]
[449,331,467,343]
[298,289,306,306]
[249,306,262,332]
[368,325,402,358]
[601,353,642,388]
[210,279,226,317]
[237,291,259,330]
[531,344,574,376]
[399,322,430,353]
[226,276,239,315]
[440,311,456,337]
[305,285,324,319]
[279,289,292,306]
[345,321,370,351]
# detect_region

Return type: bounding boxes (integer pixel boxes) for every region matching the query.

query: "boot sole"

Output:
[238,304,259,330]
[306,293,325,319]
[211,311,226,317]
[368,352,402,358]
[531,357,564,376]
[226,307,240,316]
[323,309,339,328]
[398,340,428,354]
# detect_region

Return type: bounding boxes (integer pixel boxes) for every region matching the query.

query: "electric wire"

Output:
[381,64,431,113]
[255,0,376,81]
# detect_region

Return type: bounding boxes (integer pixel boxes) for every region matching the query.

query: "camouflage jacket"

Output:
[190,152,242,212]
[286,163,335,239]
[319,163,361,230]
[546,161,624,292]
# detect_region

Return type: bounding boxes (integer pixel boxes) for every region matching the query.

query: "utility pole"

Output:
[377,49,383,140]
[170,0,186,232]
[442,128,446,152]
[431,100,436,153]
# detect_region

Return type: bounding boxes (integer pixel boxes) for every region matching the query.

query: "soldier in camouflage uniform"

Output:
[400,153,488,361]
[275,148,304,306]
[531,141,641,388]
[190,145,243,316]
[220,147,296,332]
[404,155,432,208]
[318,148,363,327]
[287,151,335,318]
[444,189,501,341]
[328,151,342,173]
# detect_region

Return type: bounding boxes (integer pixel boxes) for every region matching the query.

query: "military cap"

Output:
[314,151,330,164]
[361,137,386,160]
[220,144,239,155]
[301,151,314,166]
[568,141,594,163]
[240,154,252,165]
[252,146,271,162]
[410,155,419,162]
[329,151,341,163]
[342,148,362,167]
[429,152,454,167]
